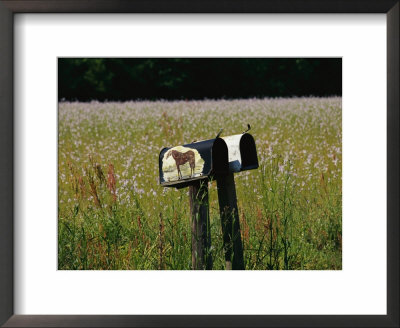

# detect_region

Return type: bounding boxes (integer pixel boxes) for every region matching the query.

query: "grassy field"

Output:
[58,97,342,270]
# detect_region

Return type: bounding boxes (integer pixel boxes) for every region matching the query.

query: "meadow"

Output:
[58,97,342,270]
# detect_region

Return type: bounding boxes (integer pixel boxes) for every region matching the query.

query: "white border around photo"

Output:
[14,14,386,315]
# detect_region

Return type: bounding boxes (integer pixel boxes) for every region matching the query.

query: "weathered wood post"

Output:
[216,173,244,270]
[189,180,212,269]
[218,130,259,270]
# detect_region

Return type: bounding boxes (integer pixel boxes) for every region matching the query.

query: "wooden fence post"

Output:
[216,173,245,270]
[189,180,212,270]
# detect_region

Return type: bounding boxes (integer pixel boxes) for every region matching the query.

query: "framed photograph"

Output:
[0,1,398,327]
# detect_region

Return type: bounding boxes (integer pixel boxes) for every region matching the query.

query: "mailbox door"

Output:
[159,137,229,188]
[222,133,258,172]
[239,133,259,170]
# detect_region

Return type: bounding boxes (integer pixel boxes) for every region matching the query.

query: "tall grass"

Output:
[58,97,342,270]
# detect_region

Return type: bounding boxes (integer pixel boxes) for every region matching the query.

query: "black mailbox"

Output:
[159,137,229,188]
[221,133,259,173]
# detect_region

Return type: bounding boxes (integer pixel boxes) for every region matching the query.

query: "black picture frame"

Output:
[0,1,398,327]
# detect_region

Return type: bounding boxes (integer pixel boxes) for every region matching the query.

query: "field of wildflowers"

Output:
[58,97,342,270]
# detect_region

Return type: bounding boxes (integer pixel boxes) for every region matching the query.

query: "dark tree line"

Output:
[58,58,341,101]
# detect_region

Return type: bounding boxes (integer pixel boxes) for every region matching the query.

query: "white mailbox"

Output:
[222,133,259,173]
